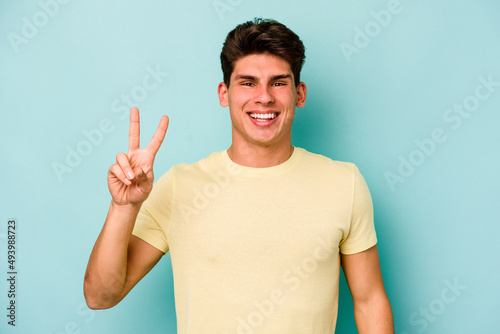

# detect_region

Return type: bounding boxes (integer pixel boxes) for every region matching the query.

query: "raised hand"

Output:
[108,107,169,206]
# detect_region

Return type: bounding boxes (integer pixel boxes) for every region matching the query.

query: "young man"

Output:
[84,18,394,333]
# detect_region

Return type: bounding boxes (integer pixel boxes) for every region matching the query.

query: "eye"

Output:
[241,82,254,86]
[273,82,286,86]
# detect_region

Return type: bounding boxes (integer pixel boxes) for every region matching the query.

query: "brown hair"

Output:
[220,18,306,87]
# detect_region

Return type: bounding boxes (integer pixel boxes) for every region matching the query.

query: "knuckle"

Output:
[111,165,121,175]
[116,153,130,165]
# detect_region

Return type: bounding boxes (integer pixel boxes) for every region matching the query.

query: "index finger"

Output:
[129,107,140,151]
[146,115,169,156]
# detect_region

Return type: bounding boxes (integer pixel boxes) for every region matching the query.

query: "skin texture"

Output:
[84,54,394,332]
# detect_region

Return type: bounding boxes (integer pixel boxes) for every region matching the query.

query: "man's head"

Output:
[220,18,305,87]
[218,19,307,152]
[217,18,307,153]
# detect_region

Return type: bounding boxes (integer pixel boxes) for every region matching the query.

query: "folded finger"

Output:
[110,164,131,185]
[116,152,135,180]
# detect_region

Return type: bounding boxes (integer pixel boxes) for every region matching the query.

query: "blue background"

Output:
[1,0,499,333]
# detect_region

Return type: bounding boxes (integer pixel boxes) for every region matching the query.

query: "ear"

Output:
[218,82,229,107]
[295,82,307,108]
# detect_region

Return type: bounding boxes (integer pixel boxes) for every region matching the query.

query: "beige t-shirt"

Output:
[132,147,377,333]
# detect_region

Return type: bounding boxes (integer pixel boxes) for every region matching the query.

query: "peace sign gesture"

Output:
[108,107,169,206]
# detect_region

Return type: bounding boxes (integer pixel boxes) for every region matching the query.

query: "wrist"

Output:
[103,201,143,234]
[109,200,142,216]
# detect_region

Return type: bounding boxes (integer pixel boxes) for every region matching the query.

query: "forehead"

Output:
[231,54,292,78]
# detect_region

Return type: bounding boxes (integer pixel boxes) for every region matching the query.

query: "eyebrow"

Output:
[235,74,292,81]
[271,74,292,81]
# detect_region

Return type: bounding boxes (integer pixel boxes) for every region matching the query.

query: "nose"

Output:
[254,85,275,105]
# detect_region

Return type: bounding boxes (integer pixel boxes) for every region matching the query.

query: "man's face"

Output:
[218,54,306,148]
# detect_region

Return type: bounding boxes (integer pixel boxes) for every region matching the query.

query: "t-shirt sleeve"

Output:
[339,165,377,255]
[132,168,174,254]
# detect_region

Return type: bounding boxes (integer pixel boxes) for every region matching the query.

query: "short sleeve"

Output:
[132,168,174,254]
[339,165,377,254]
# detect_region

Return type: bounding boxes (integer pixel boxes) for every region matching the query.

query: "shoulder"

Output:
[172,151,223,173]
[297,147,358,176]
[155,151,225,185]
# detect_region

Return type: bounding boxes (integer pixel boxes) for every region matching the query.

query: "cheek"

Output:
[228,92,244,106]
[277,90,297,104]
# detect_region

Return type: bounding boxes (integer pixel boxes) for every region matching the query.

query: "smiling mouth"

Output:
[248,112,279,121]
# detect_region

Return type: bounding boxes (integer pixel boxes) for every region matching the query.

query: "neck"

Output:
[227,139,294,168]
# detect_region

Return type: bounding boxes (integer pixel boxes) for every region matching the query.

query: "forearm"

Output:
[84,201,141,309]
[354,292,395,334]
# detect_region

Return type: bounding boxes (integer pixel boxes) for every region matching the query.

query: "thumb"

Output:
[136,167,154,182]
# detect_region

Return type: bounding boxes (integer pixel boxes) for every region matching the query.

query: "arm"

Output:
[83,204,164,309]
[84,107,169,309]
[341,245,394,334]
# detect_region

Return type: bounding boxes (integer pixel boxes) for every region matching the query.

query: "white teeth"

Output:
[249,112,277,120]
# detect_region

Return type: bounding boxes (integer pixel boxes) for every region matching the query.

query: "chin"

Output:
[249,135,284,147]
